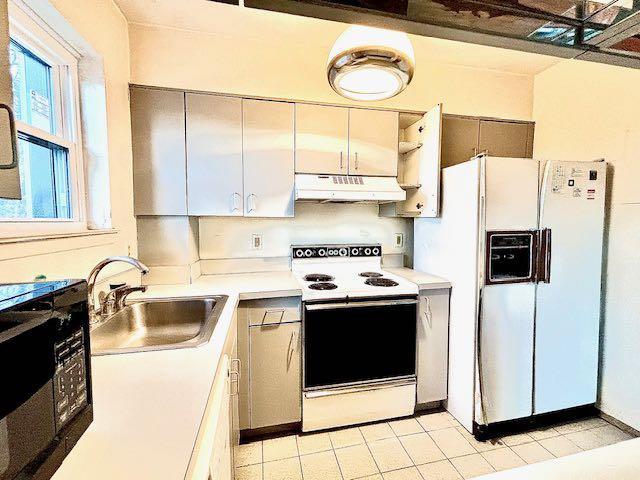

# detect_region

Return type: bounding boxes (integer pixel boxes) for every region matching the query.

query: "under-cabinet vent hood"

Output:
[295,174,406,202]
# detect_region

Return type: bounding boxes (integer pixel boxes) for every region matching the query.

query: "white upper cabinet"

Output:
[186,93,243,216]
[131,87,187,215]
[348,108,398,177]
[242,99,295,218]
[295,103,349,175]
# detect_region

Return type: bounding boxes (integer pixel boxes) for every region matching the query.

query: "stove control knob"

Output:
[364,248,371,255]
[372,247,380,256]
[318,248,326,257]
[304,249,313,258]
[339,248,348,257]
[295,249,304,258]
[351,248,359,256]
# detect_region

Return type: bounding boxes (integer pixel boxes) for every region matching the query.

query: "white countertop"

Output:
[52,272,300,480]
[385,267,451,290]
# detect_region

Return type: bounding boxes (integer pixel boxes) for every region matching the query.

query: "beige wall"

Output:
[199,202,412,266]
[533,59,640,430]
[0,0,137,288]
[129,23,535,121]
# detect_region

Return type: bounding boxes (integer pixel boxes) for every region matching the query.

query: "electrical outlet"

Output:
[251,234,263,250]
[395,233,404,248]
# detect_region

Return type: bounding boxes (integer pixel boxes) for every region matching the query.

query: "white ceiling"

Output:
[114,0,562,76]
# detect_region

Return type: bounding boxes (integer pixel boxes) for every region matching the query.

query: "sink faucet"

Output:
[87,256,149,324]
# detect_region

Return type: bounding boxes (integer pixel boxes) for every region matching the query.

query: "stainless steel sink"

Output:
[91,296,228,355]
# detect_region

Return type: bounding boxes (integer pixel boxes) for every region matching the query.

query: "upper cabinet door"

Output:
[295,103,348,175]
[131,87,187,215]
[478,120,534,158]
[441,116,480,168]
[243,99,294,218]
[348,109,398,177]
[409,103,443,218]
[186,94,243,216]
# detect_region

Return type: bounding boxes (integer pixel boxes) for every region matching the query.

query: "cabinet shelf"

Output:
[399,141,422,155]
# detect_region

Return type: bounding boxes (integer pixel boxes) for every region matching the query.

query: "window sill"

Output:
[0,228,118,245]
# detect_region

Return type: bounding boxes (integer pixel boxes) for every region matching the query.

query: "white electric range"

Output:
[291,244,419,432]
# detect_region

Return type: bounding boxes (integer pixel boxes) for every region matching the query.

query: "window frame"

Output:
[1,0,87,236]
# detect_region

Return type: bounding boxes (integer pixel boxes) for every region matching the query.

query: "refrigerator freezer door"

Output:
[478,283,535,424]
[534,160,606,415]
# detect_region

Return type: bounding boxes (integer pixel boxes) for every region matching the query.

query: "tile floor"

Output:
[234,412,636,480]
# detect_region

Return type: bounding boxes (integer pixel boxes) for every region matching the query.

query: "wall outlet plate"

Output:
[251,234,263,250]
[395,233,404,248]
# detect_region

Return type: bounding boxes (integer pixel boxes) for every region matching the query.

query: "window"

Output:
[0,1,84,231]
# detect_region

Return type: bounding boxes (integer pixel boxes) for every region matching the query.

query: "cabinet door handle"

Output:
[231,358,241,382]
[231,192,241,212]
[339,151,343,170]
[247,193,256,213]
[230,371,239,396]
[423,297,433,328]
[286,330,297,369]
[354,152,359,170]
[262,308,285,324]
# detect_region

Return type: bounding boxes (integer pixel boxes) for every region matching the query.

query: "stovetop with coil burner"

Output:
[291,244,418,301]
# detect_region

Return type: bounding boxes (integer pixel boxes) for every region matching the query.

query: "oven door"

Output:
[303,297,417,390]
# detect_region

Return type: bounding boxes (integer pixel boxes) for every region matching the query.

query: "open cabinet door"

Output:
[404,103,442,217]
[0,0,21,200]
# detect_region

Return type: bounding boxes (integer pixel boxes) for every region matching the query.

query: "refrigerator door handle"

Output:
[536,229,552,283]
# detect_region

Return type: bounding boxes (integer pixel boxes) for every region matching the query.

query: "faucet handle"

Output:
[115,285,147,309]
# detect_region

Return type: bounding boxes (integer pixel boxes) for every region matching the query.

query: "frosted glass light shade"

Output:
[327,25,415,101]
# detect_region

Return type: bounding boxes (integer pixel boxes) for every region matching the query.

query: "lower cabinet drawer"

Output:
[246,296,301,326]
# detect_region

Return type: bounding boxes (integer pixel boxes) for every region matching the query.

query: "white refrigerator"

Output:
[414,156,607,433]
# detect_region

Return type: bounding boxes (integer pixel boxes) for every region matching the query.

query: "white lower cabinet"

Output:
[416,288,451,404]
[237,297,302,431]
[249,321,301,428]
[187,312,239,480]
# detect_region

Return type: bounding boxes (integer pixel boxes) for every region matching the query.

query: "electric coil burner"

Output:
[359,271,383,278]
[308,282,338,290]
[304,273,334,282]
[365,277,399,287]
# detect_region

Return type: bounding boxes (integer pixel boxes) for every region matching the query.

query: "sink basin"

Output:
[91,296,228,355]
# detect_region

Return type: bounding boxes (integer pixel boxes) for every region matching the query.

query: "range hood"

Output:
[295,174,406,202]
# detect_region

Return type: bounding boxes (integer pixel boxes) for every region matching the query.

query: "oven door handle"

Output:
[305,299,418,311]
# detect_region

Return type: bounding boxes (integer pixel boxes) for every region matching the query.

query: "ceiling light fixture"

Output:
[327,25,415,101]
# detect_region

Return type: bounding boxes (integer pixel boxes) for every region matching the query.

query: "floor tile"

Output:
[511,442,555,464]
[455,427,504,452]
[450,454,495,479]
[368,437,413,472]
[416,460,462,480]
[334,444,379,480]
[417,412,459,431]
[361,423,396,442]
[538,436,582,457]
[299,450,342,480]
[235,464,263,480]
[359,476,383,480]
[428,427,477,458]
[399,432,446,464]
[329,427,365,449]
[263,457,302,480]
[382,466,423,480]
[527,427,560,441]
[555,417,607,435]
[235,441,263,466]
[481,447,526,471]
[297,432,332,455]
[389,418,424,437]
[564,429,608,450]
[590,425,633,445]
[500,432,534,447]
[263,436,298,462]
